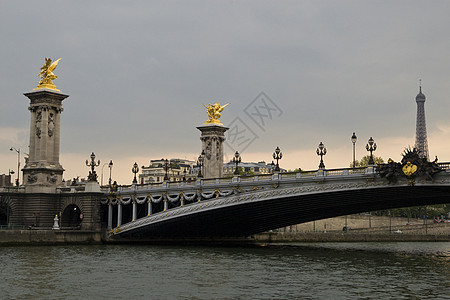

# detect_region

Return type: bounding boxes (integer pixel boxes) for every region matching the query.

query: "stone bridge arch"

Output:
[61,204,82,228]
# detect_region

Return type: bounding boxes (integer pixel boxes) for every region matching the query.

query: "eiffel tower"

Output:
[414,83,429,159]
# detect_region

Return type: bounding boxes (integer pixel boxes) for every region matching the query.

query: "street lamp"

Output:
[108,160,113,186]
[86,152,100,182]
[316,142,327,169]
[351,132,357,168]
[6,169,15,227]
[232,151,241,175]
[366,137,377,165]
[272,147,282,172]
[197,150,205,178]
[101,162,108,186]
[132,162,139,184]
[9,147,20,186]
[163,159,170,181]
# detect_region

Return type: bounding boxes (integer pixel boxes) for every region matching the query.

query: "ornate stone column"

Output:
[132,199,137,222]
[117,201,122,227]
[22,89,68,193]
[197,124,229,178]
[147,199,152,216]
[107,202,113,230]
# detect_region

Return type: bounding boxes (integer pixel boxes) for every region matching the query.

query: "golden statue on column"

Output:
[34,57,62,91]
[203,102,229,125]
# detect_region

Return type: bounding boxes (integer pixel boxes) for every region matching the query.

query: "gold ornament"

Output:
[402,161,417,177]
[202,102,230,125]
[34,57,62,91]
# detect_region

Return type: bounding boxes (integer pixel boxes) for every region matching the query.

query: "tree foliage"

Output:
[350,155,384,168]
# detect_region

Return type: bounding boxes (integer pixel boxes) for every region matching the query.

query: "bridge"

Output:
[104,161,450,240]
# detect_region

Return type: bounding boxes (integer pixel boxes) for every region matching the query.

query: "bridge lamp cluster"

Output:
[163,159,170,181]
[351,133,357,168]
[232,151,242,175]
[366,137,377,165]
[132,162,139,184]
[86,152,100,182]
[197,150,205,178]
[273,147,283,172]
[316,142,327,169]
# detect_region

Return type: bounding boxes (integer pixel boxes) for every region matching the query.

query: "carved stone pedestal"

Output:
[197,124,229,178]
[22,89,68,193]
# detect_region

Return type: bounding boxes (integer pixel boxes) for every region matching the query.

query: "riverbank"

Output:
[252,231,450,243]
[1,228,449,245]
[0,229,103,245]
[1,216,449,245]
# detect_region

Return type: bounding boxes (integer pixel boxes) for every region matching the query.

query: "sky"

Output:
[1,1,450,184]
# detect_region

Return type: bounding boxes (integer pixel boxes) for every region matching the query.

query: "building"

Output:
[223,161,283,176]
[0,175,13,188]
[139,158,197,183]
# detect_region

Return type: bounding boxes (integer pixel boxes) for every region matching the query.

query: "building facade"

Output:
[223,161,283,176]
[139,158,198,184]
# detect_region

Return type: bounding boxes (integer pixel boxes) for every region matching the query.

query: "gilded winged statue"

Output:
[34,57,62,91]
[203,102,229,124]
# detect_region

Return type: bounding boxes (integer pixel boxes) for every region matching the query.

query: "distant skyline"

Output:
[1,1,450,184]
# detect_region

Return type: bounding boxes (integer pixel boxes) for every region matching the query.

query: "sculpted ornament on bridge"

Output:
[34,57,62,91]
[378,148,442,185]
[203,102,229,125]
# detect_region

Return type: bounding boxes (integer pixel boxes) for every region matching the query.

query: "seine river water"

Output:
[0,242,449,299]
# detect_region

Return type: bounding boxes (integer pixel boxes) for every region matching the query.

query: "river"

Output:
[0,242,449,299]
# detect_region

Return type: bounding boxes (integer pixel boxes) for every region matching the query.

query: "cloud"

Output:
[1,1,450,183]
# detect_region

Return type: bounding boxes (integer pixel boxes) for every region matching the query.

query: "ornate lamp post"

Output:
[86,152,100,182]
[272,147,282,172]
[366,137,377,165]
[316,142,327,169]
[108,160,113,186]
[351,132,357,168]
[9,147,20,186]
[132,162,139,184]
[163,159,170,181]
[197,150,205,178]
[232,151,242,175]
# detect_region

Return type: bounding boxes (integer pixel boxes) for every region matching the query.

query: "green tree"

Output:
[349,155,384,168]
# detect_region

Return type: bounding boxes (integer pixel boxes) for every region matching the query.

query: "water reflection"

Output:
[0,243,448,299]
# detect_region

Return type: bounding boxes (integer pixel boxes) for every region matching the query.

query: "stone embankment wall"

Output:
[0,230,102,245]
[277,214,450,235]
[253,215,450,243]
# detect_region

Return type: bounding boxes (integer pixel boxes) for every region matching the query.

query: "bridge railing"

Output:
[104,162,450,194]
[107,166,376,194]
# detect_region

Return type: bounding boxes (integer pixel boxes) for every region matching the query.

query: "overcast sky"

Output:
[1,1,450,184]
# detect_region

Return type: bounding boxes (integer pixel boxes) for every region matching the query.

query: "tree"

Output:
[349,155,384,168]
